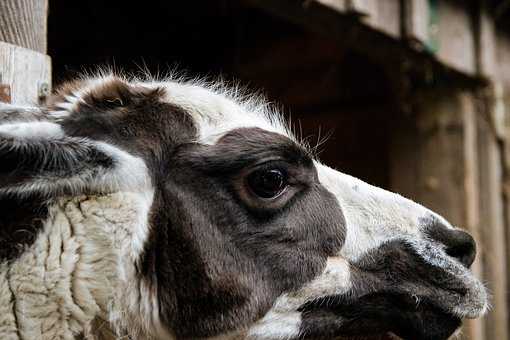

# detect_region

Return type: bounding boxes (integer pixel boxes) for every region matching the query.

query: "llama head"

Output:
[0,74,488,340]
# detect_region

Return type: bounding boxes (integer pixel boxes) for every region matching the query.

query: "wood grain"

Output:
[389,90,486,340]
[477,112,509,340]
[0,41,51,105]
[0,0,48,53]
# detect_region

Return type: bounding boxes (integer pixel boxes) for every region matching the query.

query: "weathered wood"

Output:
[460,93,485,340]
[497,30,510,340]
[242,0,485,90]
[477,4,498,80]
[389,89,485,340]
[0,41,51,105]
[496,32,510,89]
[435,1,476,74]
[404,0,429,44]
[315,0,348,12]
[0,0,48,53]
[477,112,509,340]
[354,0,400,38]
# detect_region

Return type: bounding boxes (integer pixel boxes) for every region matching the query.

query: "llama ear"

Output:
[47,76,163,118]
[0,106,149,197]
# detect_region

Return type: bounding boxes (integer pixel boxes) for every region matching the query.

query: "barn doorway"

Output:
[48,0,396,188]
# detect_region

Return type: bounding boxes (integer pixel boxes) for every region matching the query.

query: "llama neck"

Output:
[0,193,152,340]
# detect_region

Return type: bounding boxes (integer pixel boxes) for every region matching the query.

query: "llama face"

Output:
[0,75,487,340]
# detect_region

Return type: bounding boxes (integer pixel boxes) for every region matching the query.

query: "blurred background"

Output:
[0,0,509,339]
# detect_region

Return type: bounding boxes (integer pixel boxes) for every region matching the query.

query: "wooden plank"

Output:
[498,31,510,340]
[0,0,48,53]
[315,0,348,12]
[405,0,430,43]
[0,41,51,105]
[359,0,400,38]
[435,0,476,74]
[478,5,498,79]
[477,113,509,340]
[496,31,510,90]
[315,0,401,37]
[389,90,485,340]
[461,93,486,340]
[242,0,485,89]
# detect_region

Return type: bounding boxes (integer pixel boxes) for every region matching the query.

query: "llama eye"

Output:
[247,168,288,199]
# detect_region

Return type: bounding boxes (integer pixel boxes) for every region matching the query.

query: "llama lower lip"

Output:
[298,292,461,340]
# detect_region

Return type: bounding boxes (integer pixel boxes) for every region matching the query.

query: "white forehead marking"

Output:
[315,163,450,261]
[156,80,291,144]
[50,74,293,144]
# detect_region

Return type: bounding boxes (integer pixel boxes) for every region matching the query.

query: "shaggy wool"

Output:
[0,193,147,340]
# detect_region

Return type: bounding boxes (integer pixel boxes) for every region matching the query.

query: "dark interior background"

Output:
[48,0,396,188]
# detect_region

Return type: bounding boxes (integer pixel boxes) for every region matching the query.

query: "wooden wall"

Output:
[0,0,51,105]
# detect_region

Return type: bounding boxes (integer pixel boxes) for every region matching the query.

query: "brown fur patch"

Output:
[47,77,165,114]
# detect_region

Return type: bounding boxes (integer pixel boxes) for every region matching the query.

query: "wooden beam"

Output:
[403,0,430,44]
[350,0,400,37]
[0,0,50,105]
[461,93,486,340]
[242,0,486,89]
[497,30,510,340]
[496,31,510,90]
[435,0,476,75]
[0,42,51,105]
[0,0,48,54]
[315,0,348,12]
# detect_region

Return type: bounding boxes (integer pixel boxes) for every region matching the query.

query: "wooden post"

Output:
[476,3,510,339]
[389,88,485,340]
[498,31,510,339]
[0,0,48,54]
[0,0,51,105]
[477,107,509,340]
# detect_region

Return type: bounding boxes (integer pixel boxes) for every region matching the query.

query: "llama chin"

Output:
[0,73,488,340]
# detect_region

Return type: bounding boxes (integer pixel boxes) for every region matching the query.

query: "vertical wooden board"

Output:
[315,0,348,12]
[477,114,509,340]
[0,0,48,54]
[391,90,465,225]
[496,32,510,90]
[349,0,400,37]
[389,90,485,340]
[406,0,429,44]
[350,0,374,14]
[0,41,51,105]
[478,6,497,79]
[435,0,476,74]
[460,93,486,340]
[373,0,400,37]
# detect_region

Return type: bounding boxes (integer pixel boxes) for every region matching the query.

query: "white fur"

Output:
[0,121,64,139]
[0,193,161,340]
[0,136,150,201]
[0,74,488,339]
[247,257,351,339]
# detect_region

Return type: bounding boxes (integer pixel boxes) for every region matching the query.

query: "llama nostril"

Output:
[444,230,476,268]
[424,220,477,268]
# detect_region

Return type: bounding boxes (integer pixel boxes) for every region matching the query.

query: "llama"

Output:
[0,74,488,340]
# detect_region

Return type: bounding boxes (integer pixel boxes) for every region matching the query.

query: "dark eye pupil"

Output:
[248,169,287,198]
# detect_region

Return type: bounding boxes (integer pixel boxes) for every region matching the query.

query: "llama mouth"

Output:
[295,239,488,340]
[298,292,461,340]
